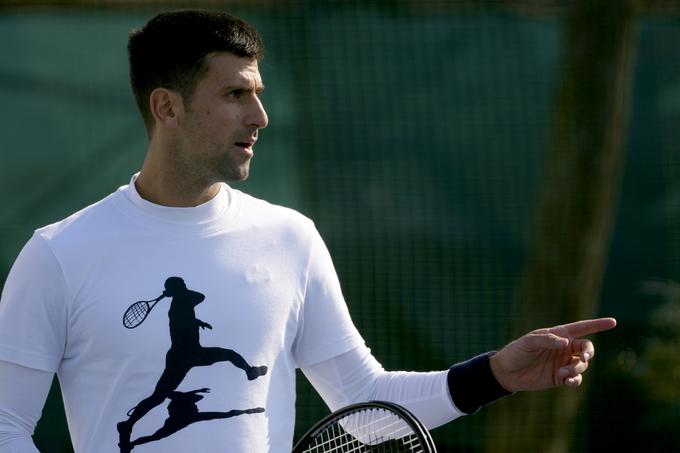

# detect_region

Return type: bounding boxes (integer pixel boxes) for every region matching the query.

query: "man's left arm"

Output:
[303,317,616,428]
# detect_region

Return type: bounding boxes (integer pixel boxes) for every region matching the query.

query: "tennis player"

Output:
[0,10,616,453]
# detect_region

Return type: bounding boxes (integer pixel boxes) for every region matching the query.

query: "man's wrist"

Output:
[446,351,513,414]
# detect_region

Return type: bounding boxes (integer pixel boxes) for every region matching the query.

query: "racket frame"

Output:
[122,296,164,329]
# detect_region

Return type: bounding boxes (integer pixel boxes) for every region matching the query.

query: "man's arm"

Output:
[303,317,616,428]
[0,360,54,453]
[0,233,69,452]
[299,225,617,421]
[302,346,464,430]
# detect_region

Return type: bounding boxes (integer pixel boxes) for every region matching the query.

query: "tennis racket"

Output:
[122,294,165,329]
[293,401,437,453]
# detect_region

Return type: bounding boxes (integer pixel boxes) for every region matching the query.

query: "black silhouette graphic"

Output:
[117,277,267,452]
[129,388,264,448]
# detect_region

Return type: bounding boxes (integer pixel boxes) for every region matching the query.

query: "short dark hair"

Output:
[128,10,264,133]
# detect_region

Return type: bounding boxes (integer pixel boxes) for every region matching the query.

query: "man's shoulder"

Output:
[36,190,121,244]
[233,189,316,233]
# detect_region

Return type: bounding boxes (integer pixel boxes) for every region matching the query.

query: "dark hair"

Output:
[128,10,264,133]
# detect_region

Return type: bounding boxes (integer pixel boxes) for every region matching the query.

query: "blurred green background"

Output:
[1,1,679,452]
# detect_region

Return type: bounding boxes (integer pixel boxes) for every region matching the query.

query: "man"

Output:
[0,10,615,453]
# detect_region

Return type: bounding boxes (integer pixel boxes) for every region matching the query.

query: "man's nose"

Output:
[247,96,268,129]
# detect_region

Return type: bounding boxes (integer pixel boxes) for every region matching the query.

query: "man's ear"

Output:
[149,88,184,130]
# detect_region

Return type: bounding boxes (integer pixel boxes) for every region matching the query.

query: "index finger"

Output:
[553,317,617,338]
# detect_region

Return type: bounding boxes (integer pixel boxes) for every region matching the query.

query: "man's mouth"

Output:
[234,140,256,157]
[235,139,256,149]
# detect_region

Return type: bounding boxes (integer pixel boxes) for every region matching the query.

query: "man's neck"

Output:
[135,147,221,207]
[134,171,221,208]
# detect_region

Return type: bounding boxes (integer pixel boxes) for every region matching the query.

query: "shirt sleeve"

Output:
[292,228,365,367]
[0,233,69,372]
[301,345,464,430]
[0,360,54,453]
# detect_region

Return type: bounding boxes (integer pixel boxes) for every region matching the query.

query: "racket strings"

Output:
[309,430,421,453]
[307,431,422,453]
[123,301,150,328]
[303,409,423,452]
[341,409,415,442]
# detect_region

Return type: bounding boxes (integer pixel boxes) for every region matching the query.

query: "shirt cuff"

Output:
[446,351,512,414]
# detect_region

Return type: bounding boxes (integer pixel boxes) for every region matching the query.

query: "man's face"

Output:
[176,52,268,184]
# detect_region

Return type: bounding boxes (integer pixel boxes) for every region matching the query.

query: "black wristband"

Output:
[446,351,512,414]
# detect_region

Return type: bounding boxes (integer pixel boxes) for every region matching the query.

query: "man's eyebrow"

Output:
[221,83,265,93]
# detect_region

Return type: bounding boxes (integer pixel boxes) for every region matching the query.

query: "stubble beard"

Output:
[211,150,251,184]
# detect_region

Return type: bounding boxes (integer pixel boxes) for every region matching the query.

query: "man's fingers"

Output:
[570,338,595,361]
[558,356,589,379]
[556,317,616,338]
[564,374,583,388]
[524,332,599,361]
[523,332,569,351]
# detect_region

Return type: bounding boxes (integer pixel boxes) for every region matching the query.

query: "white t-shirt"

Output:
[0,175,365,452]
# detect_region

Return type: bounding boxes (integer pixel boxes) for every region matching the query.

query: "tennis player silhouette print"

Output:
[128,388,264,449]
[117,277,268,452]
